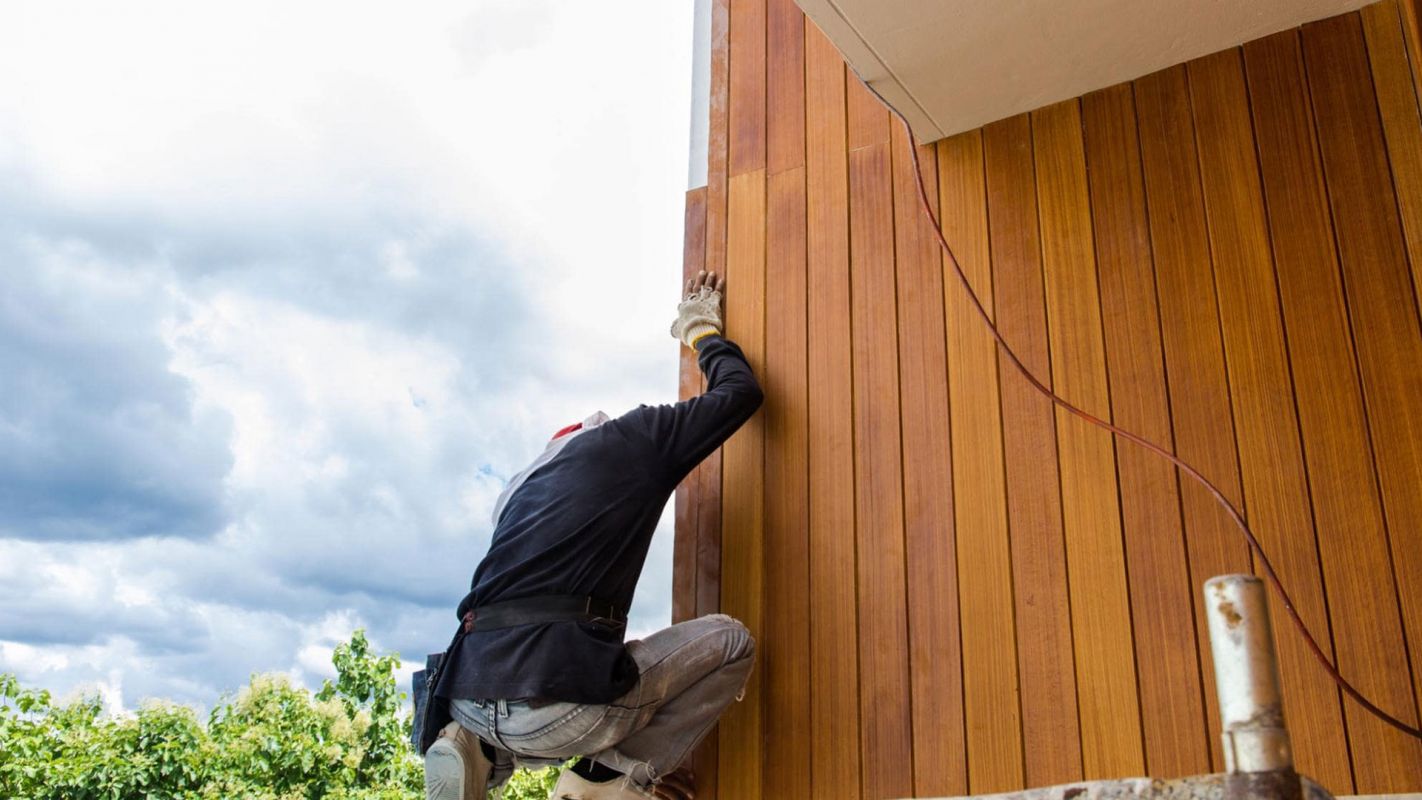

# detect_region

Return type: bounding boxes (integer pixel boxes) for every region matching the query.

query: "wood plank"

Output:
[1405,0,1422,106]
[1186,49,1352,790]
[848,140,913,800]
[1248,26,1422,788]
[939,129,1024,793]
[706,0,731,286]
[1132,65,1252,774]
[892,120,967,798]
[729,0,766,175]
[718,170,767,800]
[847,68,890,150]
[1361,0,1422,735]
[1363,1,1422,402]
[767,0,805,175]
[693,446,723,620]
[1301,15,1422,786]
[805,20,861,798]
[763,13,809,794]
[721,26,770,800]
[763,165,811,800]
[982,112,1083,788]
[675,187,708,625]
[692,453,722,800]
[694,344,724,632]
[693,3,731,793]
[1081,83,1210,778]
[1032,98,1144,780]
[695,0,731,622]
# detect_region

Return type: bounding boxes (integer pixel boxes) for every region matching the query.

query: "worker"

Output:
[417,269,762,800]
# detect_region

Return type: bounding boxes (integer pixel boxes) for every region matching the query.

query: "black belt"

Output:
[459,594,625,633]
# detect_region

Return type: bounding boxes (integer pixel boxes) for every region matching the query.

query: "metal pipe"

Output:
[1204,575,1300,800]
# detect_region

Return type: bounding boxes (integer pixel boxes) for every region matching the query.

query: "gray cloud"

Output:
[0,216,233,542]
[0,0,690,715]
[0,169,679,709]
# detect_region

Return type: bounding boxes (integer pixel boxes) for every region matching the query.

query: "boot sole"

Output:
[424,738,466,800]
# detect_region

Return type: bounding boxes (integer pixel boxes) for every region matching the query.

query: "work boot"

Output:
[425,721,493,800]
[551,768,654,799]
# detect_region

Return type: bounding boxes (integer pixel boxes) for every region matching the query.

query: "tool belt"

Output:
[411,594,625,755]
[459,593,626,633]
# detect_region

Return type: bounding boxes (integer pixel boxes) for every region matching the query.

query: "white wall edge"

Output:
[687,0,712,190]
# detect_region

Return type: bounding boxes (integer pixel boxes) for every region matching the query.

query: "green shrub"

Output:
[0,631,564,799]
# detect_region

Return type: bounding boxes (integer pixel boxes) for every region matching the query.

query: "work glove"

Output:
[669,283,723,349]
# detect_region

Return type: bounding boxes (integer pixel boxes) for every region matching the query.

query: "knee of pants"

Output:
[704,614,755,662]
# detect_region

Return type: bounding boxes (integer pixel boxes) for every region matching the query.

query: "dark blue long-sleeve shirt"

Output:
[438,335,762,704]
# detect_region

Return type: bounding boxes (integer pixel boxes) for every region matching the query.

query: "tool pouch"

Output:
[410,651,445,755]
[412,623,467,755]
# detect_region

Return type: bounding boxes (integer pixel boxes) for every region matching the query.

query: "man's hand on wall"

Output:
[686,268,725,295]
[670,269,725,349]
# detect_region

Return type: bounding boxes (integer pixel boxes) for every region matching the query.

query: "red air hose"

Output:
[864,80,1422,742]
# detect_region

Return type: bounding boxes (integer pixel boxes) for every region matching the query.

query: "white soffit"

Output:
[796,0,1376,142]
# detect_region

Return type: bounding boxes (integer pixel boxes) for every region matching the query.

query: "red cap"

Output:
[550,422,583,441]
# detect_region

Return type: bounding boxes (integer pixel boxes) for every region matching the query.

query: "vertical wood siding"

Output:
[984,114,1081,789]
[762,5,811,796]
[940,128,1023,794]
[675,1,1422,795]
[804,19,860,800]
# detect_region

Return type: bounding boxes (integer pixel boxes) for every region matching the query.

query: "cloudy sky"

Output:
[0,1,695,713]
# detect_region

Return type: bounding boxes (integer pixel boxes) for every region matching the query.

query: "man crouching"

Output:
[420,270,760,800]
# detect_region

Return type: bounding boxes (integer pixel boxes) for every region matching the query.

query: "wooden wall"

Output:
[672,1,1422,796]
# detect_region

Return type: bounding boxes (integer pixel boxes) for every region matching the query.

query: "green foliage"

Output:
[498,764,563,800]
[0,631,564,800]
[314,631,407,786]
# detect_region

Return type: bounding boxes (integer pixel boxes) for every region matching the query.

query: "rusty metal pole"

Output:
[1204,575,1302,800]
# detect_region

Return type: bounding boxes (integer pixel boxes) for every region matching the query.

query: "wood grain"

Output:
[1032,98,1144,780]
[847,69,889,150]
[1187,49,1351,790]
[762,3,809,791]
[1301,15,1422,786]
[675,187,708,626]
[1360,0,1422,734]
[849,141,914,800]
[766,0,805,176]
[805,20,861,798]
[686,2,1422,790]
[983,112,1083,788]
[692,4,732,793]
[1247,26,1422,788]
[939,129,1024,793]
[719,170,767,800]
[1404,0,1422,105]
[1081,83,1209,778]
[729,0,766,176]
[892,121,967,798]
[1132,65,1251,773]
[1363,0,1422,319]
[706,0,731,285]
[763,165,810,800]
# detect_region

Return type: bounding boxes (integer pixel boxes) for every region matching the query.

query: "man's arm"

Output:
[618,270,763,486]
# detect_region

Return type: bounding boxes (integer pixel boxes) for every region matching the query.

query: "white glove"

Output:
[670,284,723,349]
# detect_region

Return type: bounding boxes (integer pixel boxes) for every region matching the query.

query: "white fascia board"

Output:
[796,0,946,142]
[796,0,1376,143]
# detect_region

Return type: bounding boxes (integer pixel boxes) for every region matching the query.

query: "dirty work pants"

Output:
[450,613,755,788]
